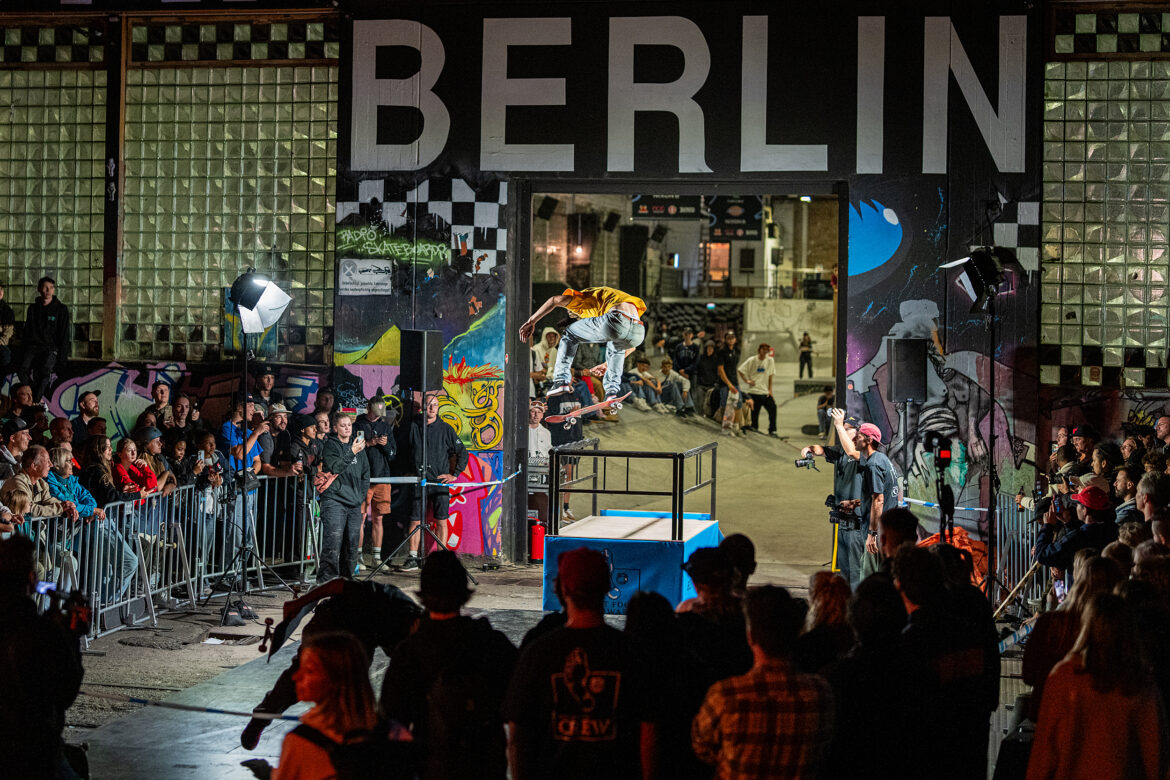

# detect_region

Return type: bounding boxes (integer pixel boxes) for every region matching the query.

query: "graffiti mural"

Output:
[334,173,508,556]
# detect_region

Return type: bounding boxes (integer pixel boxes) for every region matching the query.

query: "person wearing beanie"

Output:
[857,422,899,580]
[379,550,516,779]
[504,547,661,780]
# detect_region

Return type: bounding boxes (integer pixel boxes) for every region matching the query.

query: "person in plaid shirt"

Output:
[691,586,834,779]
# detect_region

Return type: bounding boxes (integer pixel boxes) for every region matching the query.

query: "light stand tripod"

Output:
[201,341,294,624]
[363,384,477,586]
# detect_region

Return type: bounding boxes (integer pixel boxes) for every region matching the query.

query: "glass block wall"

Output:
[0,65,107,359]
[1041,59,1170,388]
[122,64,338,363]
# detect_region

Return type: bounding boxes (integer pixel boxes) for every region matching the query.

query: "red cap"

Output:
[858,422,883,445]
[557,547,610,599]
[1070,486,1110,511]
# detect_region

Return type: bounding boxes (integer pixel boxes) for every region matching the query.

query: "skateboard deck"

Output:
[546,391,631,428]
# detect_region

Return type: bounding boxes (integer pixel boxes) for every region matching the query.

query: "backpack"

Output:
[290,724,416,780]
[422,630,506,777]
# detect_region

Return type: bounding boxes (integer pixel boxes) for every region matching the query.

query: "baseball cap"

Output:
[267,402,290,417]
[1070,486,1110,511]
[859,422,884,445]
[257,365,277,377]
[682,547,734,587]
[419,550,472,599]
[704,340,715,348]
[842,414,861,429]
[2,417,28,438]
[1071,425,1099,440]
[78,389,100,403]
[556,547,610,599]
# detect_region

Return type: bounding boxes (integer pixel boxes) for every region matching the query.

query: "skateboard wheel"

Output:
[563,423,573,431]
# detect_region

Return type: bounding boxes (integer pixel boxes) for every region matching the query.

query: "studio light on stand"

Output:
[938,246,1023,603]
[207,270,294,626]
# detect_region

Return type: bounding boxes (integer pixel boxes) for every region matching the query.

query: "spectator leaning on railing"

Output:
[79,435,140,508]
[113,438,158,501]
[1,445,79,524]
[45,447,102,522]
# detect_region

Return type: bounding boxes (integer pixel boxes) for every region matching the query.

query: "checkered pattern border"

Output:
[991,200,1040,273]
[1051,9,1170,58]
[0,26,104,65]
[129,21,339,64]
[337,178,509,272]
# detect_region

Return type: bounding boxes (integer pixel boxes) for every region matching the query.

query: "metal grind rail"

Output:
[549,442,717,539]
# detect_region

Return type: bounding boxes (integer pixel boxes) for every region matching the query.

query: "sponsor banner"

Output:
[337,257,395,296]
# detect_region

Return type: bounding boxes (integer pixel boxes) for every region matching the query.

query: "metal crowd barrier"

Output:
[993,492,1051,615]
[19,474,319,643]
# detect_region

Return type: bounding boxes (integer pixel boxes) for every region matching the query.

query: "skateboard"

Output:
[546,391,631,429]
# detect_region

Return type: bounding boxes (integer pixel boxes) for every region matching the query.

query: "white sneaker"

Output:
[665,404,677,413]
[633,398,651,411]
[546,383,573,397]
[722,428,734,436]
[654,403,669,414]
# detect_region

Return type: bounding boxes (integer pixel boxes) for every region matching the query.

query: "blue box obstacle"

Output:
[542,510,723,614]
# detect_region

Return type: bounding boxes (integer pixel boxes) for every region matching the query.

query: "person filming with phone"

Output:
[315,412,370,584]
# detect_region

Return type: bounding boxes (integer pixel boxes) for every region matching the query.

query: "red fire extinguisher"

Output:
[529,518,545,563]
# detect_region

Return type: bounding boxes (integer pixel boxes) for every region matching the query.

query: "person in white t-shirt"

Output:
[527,400,552,458]
[738,343,778,436]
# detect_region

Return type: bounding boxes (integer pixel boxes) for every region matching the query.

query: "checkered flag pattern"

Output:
[991,200,1040,273]
[338,178,509,272]
[129,21,339,64]
[1052,10,1170,58]
[0,26,104,64]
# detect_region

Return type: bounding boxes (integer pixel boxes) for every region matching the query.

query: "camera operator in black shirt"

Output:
[0,535,85,778]
[801,409,865,589]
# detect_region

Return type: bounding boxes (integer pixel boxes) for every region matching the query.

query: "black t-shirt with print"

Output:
[545,391,583,447]
[502,624,657,780]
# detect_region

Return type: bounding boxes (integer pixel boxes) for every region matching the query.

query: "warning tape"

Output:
[903,497,989,513]
[79,689,302,721]
[370,468,522,491]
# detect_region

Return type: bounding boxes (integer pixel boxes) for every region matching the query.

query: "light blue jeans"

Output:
[553,311,645,397]
[660,382,692,411]
[632,383,661,405]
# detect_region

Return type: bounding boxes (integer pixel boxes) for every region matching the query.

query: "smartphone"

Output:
[35,581,57,595]
[354,431,365,445]
[1052,495,1063,514]
[197,451,205,465]
[1054,578,1067,603]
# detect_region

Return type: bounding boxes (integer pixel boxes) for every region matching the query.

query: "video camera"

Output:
[824,494,856,526]
[794,457,820,472]
[36,581,92,637]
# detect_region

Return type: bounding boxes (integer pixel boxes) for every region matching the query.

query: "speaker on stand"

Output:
[400,329,444,392]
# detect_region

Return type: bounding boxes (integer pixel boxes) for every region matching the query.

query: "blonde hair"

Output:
[5,490,30,516]
[48,446,72,475]
[300,632,377,733]
[804,571,851,632]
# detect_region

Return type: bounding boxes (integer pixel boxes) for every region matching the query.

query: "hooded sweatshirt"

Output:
[532,327,560,372]
[319,433,370,507]
[24,296,70,353]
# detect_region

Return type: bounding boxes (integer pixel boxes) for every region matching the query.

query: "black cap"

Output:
[682,547,734,587]
[1071,425,1099,440]
[79,389,100,402]
[292,413,317,433]
[257,365,277,377]
[842,414,861,429]
[2,417,28,438]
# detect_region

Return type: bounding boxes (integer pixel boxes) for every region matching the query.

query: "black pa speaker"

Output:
[603,211,621,232]
[400,329,443,391]
[650,224,668,243]
[536,196,559,220]
[887,338,929,404]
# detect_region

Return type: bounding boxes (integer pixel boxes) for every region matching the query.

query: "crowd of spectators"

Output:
[260,526,1038,780]
[527,320,780,442]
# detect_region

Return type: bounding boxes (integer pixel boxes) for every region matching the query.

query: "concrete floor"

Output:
[565,382,837,588]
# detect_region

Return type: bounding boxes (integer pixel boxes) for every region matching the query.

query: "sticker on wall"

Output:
[848,200,903,276]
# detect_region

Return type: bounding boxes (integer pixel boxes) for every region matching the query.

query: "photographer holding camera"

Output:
[801,408,865,588]
[0,535,85,779]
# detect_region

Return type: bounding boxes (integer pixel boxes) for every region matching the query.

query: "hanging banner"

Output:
[631,195,703,220]
[707,195,763,240]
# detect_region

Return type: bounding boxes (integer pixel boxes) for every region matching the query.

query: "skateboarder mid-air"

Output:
[520,286,646,409]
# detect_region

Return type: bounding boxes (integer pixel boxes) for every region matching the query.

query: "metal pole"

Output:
[549,448,561,536]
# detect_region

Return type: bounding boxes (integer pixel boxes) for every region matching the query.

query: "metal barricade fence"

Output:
[994,492,1050,613]
[18,473,318,642]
